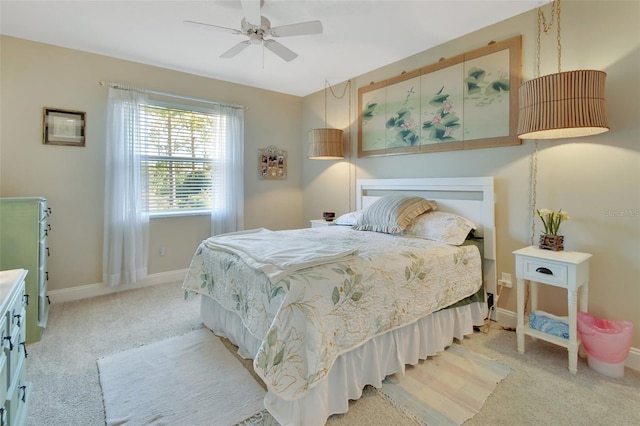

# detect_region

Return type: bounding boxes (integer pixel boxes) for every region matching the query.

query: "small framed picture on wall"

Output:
[258,145,287,180]
[43,107,86,146]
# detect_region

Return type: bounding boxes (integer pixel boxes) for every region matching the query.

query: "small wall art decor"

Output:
[258,145,287,180]
[358,36,521,157]
[43,107,86,146]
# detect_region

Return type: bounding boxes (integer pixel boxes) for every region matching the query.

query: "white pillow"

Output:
[406,211,476,245]
[335,210,363,226]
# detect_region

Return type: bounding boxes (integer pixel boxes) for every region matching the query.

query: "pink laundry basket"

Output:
[577,312,634,378]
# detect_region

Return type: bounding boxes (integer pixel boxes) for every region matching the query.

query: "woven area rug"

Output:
[379,344,510,426]
[98,328,265,426]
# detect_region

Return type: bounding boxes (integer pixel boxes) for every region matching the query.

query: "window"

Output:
[140,103,226,215]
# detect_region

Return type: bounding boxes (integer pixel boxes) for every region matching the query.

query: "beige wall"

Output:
[1,36,305,290]
[302,1,640,347]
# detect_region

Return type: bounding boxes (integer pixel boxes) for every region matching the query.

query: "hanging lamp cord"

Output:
[325,79,353,210]
[537,0,562,76]
[526,0,561,315]
[531,0,562,246]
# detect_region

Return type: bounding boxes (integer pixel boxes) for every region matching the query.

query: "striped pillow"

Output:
[354,195,437,234]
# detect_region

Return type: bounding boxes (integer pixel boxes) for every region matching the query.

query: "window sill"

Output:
[149,210,211,219]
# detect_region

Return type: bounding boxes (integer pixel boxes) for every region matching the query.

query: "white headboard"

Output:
[356,177,496,294]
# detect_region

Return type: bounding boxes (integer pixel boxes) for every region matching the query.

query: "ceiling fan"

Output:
[185,0,323,62]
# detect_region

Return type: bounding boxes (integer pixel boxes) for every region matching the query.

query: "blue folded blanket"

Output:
[529,310,569,339]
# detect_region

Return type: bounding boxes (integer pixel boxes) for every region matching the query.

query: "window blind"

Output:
[140,104,227,213]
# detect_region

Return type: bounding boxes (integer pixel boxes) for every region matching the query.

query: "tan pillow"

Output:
[405,211,476,245]
[354,195,437,234]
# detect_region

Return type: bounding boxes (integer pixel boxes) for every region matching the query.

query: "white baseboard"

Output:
[48,269,188,304]
[497,308,639,373]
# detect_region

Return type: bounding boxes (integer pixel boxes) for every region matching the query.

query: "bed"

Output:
[182,177,496,426]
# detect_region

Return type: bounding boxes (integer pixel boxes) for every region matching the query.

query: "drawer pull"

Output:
[19,385,27,402]
[21,341,28,358]
[0,406,4,426]
[23,294,30,306]
[536,267,553,275]
[4,336,13,351]
[14,313,21,327]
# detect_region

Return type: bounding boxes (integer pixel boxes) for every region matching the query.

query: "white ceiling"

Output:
[0,0,546,97]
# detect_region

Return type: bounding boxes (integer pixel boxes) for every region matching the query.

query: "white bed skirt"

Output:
[201,296,487,426]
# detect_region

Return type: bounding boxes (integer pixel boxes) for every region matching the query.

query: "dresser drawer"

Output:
[0,342,7,403]
[7,291,27,387]
[521,257,568,287]
[39,219,49,240]
[7,328,25,385]
[5,375,29,426]
[38,201,49,222]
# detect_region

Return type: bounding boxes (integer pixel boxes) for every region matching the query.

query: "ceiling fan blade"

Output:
[184,20,242,35]
[240,0,262,26]
[221,41,251,58]
[264,39,298,62]
[269,20,323,37]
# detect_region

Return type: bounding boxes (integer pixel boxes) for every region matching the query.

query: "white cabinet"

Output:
[514,246,591,373]
[0,198,50,343]
[0,269,31,425]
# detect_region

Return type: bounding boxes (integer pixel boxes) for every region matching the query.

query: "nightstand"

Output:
[310,219,336,228]
[513,246,592,373]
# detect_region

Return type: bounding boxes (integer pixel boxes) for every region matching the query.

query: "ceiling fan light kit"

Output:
[185,2,323,62]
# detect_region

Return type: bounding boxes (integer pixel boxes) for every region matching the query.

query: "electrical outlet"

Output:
[159,246,166,257]
[499,272,512,288]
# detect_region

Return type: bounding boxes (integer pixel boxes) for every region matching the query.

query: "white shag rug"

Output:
[98,328,266,426]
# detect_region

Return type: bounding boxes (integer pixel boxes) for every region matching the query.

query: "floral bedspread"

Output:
[182,226,482,401]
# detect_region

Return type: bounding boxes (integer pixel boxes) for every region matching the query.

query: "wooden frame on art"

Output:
[358,36,521,157]
[43,107,86,146]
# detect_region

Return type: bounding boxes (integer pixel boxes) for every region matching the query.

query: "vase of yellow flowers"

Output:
[537,208,570,251]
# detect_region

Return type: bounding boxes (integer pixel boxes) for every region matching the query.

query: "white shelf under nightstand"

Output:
[310,219,336,228]
[514,246,592,373]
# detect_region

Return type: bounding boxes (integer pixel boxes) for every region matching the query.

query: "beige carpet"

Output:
[25,282,640,426]
[379,344,510,425]
[98,328,265,426]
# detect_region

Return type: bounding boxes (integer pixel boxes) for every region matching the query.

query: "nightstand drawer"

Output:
[522,257,568,287]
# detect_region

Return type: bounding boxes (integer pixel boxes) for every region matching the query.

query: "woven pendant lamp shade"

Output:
[308,128,344,159]
[517,69,609,140]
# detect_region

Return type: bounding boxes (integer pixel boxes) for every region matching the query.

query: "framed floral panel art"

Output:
[43,107,86,146]
[358,36,521,157]
[258,145,287,180]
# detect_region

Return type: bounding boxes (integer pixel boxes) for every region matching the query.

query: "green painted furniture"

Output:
[0,268,31,425]
[0,198,50,343]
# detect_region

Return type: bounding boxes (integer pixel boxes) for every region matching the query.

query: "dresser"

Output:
[0,269,31,425]
[0,198,50,343]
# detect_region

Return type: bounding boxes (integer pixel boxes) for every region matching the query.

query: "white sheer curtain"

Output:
[211,105,244,235]
[103,87,150,287]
